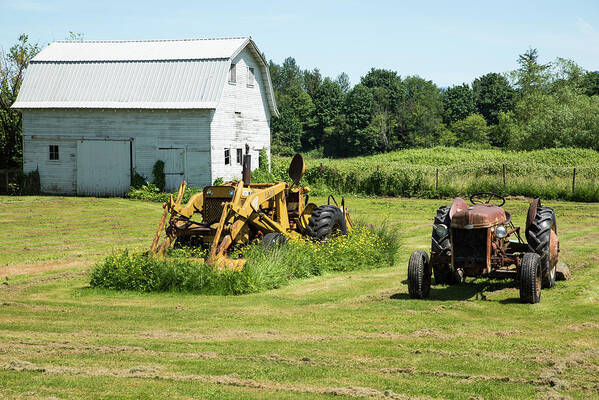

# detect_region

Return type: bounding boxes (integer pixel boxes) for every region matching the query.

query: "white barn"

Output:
[12,37,278,195]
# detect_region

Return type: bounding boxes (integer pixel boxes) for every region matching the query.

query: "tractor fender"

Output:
[526,198,541,231]
[449,197,468,219]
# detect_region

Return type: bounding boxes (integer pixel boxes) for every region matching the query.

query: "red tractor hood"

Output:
[450,204,507,229]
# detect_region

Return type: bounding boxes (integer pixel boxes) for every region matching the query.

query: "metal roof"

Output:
[12,37,278,116]
[14,60,226,109]
[31,37,250,62]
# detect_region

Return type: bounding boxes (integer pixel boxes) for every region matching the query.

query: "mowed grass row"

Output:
[0,196,598,399]
[0,196,162,266]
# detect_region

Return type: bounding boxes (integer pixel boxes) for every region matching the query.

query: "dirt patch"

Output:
[0,260,91,278]
[565,322,599,331]
[4,359,45,372]
[380,366,528,384]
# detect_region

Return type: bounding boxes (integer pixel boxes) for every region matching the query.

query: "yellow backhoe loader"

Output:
[150,151,352,269]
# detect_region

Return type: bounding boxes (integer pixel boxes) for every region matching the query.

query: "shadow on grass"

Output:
[392,278,519,302]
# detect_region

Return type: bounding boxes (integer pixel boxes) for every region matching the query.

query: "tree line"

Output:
[2,35,599,170]
[269,49,599,157]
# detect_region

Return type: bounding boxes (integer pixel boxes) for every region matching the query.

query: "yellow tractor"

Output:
[150,152,352,269]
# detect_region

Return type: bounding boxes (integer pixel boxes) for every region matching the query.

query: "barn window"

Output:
[229,63,236,84]
[224,148,231,165]
[247,67,254,87]
[49,145,59,160]
[237,148,243,164]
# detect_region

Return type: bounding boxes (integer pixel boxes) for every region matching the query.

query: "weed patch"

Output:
[89,224,399,295]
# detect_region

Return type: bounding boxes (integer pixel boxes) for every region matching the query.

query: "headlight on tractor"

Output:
[495,224,507,238]
[228,188,235,197]
[435,224,448,238]
[206,188,214,196]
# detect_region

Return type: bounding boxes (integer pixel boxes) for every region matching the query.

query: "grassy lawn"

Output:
[1,195,598,399]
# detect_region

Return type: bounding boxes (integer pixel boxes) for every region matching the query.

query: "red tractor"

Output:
[408,193,559,303]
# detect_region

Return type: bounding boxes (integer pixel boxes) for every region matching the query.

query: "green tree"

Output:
[312,78,344,146]
[512,48,551,95]
[268,60,282,99]
[442,84,475,124]
[271,106,302,154]
[550,58,586,93]
[271,85,315,152]
[472,72,514,125]
[395,76,444,148]
[581,71,599,96]
[324,84,376,156]
[303,68,322,98]
[360,68,405,114]
[279,57,303,96]
[0,34,40,168]
[342,84,374,131]
[335,72,351,93]
[450,114,489,147]
[505,87,599,151]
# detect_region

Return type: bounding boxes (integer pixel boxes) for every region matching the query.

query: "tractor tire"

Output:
[520,252,542,304]
[262,232,287,248]
[526,206,557,289]
[431,206,452,285]
[306,205,348,241]
[408,250,431,299]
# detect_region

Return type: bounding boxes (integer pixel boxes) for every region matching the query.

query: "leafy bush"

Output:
[89,224,399,295]
[131,172,147,189]
[259,148,269,171]
[152,160,166,191]
[6,169,40,195]
[126,183,203,203]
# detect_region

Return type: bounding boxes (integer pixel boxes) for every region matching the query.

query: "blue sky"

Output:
[1,0,598,87]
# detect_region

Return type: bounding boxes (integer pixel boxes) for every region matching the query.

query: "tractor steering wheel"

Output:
[470,192,505,207]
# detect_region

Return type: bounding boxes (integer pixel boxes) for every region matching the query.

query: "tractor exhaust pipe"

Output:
[242,144,251,186]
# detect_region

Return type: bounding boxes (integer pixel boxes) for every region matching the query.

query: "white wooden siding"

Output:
[23,138,77,194]
[22,109,212,194]
[158,148,185,191]
[210,48,271,181]
[76,140,131,196]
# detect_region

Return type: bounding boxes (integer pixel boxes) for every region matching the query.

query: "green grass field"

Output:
[1,195,598,399]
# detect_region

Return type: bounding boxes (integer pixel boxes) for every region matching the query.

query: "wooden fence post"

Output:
[502,164,506,187]
[572,168,576,193]
[435,168,439,191]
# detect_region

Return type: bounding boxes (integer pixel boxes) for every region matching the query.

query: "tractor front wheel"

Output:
[262,232,287,248]
[408,250,431,299]
[306,205,348,240]
[520,253,542,304]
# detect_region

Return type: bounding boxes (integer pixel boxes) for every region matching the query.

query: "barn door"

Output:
[76,140,131,196]
[158,148,185,191]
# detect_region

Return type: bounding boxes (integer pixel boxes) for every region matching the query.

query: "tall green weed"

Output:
[89,224,399,295]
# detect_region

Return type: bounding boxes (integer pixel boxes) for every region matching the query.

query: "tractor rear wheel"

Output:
[526,206,557,289]
[408,250,431,299]
[431,206,452,285]
[520,252,542,304]
[306,205,348,240]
